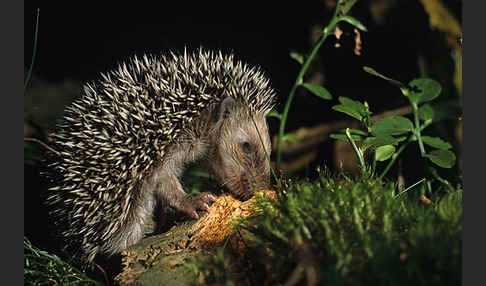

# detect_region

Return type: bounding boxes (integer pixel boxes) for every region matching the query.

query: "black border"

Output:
[463,1,480,286]
[9,1,24,285]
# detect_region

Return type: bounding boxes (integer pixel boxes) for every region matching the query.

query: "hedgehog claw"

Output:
[189,210,199,219]
[204,193,217,203]
[182,192,215,219]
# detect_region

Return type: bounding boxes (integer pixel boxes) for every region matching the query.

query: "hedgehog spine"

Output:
[47,48,276,260]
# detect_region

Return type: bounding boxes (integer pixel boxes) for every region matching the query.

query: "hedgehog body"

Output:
[46,48,275,260]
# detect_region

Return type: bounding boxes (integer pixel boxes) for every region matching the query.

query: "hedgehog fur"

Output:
[46,48,276,260]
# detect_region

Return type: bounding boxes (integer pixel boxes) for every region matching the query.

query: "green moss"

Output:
[192,168,462,285]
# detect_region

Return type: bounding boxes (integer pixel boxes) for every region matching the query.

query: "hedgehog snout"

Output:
[234,171,269,201]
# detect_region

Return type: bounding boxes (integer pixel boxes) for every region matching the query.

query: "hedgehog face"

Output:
[209,98,272,201]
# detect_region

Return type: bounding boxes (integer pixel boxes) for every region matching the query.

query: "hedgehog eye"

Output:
[241,141,252,154]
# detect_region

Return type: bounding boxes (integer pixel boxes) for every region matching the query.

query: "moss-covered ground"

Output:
[189,168,462,286]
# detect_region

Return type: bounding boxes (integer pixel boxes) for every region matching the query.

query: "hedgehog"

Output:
[45,48,276,261]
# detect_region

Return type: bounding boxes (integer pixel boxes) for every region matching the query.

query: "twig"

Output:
[24,137,60,155]
[86,259,110,286]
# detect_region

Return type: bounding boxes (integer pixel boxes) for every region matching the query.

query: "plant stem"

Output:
[428,166,455,192]
[346,128,366,174]
[25,8,40,90]
[394,178,426,198]
[379,121,432,179]
[276,35,327,166]
[412,103,426,156]
[371,149,377,174]
[379,141,410,180]
[276,0,357,167]
[426,180,432,194]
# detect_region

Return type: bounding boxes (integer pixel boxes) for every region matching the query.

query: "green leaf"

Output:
[338,96,366,110]
[375,145,395,161]
[361,135,406,151]
[363,66,405,87]
[339,15,367,31]
[332,96,369,121]
[289,51,304,65]
[407,78,442,104]
[425,149,456,168]
[332,105,363,121]
[330,133,363,142]
[282,134,300,143]
[370,116,414,136]
[422,136,452,150]
[301,83,332,100]
[336,128,367,136]
[266,110,282,120]
[342,0,358,14]
[418,104,434,122]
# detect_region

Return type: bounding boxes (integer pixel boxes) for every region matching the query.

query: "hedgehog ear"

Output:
[218,97,237,121]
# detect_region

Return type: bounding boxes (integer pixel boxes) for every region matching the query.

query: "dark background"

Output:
[24,1,461,127]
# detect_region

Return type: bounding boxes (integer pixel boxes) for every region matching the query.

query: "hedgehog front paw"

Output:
[181,192,217,219]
